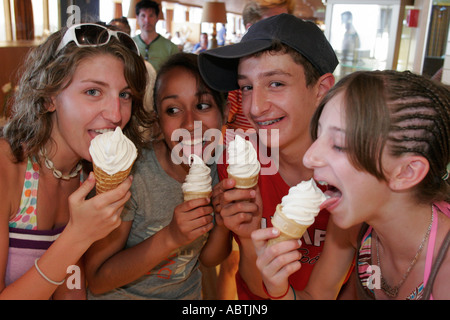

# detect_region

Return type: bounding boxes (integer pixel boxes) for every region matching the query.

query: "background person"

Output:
[192,32,209,54]
[109,16,131,35]
[133,0,179,71]
[108,16,156,114]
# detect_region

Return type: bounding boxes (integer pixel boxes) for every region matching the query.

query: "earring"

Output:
[442,162,450,181]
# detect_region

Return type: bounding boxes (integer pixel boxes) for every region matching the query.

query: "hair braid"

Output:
[385,70,449,202]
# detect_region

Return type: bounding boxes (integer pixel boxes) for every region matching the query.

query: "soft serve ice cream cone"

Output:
[182,154,212,201]
[89,127,137,194]
[268,179,326,246]
[226,135,260,188]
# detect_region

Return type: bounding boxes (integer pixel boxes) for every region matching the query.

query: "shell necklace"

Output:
[40,149,82,180]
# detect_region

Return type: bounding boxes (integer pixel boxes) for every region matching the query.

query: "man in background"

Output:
[133,0,179,71]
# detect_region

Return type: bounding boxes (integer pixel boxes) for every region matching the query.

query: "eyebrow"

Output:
[327,125,346,138]
[160,94,178,103]
[331,125,345,133]
[81,79,109,86]
[317,121,345,135]
[81,79,130,91]
[237,69,293,81]
[160,91,212,102]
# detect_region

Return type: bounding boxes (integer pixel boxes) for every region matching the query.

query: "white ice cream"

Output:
[227,135,260,178]
[281,179,327,225]
[89,127,137,175]
[182,154,212,193]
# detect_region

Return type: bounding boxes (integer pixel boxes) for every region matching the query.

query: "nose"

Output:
[181,109,203,135]
[103,96,122,124]
[245,87,270,119]
[303,138,325,169]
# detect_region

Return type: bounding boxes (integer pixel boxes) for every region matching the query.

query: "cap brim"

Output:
[199,39,272,92]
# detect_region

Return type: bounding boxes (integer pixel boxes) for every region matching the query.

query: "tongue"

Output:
[320,197,340,210]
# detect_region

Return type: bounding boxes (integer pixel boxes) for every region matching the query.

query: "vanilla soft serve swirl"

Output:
[89,127,137,175]
[281,179,327,225]
[182,154,212,193]
[227,135,260,178]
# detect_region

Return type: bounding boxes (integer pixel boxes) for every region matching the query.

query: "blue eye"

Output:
[86,89,100,97]
[270,82,283,88]
[119,91,132,100]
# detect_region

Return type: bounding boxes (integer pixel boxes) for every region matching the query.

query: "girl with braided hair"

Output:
[252,70,449,300]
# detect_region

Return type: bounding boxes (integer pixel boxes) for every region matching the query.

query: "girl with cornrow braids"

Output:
[253,70,450,300]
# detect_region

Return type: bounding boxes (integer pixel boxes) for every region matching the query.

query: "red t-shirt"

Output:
[218,162,330,300]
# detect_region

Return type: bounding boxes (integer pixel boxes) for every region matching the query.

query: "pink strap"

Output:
[434,201,450,217]
[423,205,439,300]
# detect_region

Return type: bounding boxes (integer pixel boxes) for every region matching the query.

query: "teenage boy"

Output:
[198,14,342,299]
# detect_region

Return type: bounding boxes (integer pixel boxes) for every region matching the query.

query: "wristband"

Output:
[262,281,291,299]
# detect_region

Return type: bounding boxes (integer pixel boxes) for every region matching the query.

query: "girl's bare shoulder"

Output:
[0,139,21,176]
[0,138,26,220]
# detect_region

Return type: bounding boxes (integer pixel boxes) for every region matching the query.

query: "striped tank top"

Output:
[6,157,65,286]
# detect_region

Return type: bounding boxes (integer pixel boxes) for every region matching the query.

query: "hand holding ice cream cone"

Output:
[268,179,326,246]
[89,127,137,194]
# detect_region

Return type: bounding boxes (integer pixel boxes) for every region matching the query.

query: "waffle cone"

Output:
[183,191,211,201]
[268,204,311,246]
[227,170,259,189]
[93,162,133,194]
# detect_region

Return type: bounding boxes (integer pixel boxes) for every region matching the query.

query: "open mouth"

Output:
[179,137,208,158]
[181,137,205,146]
[89,128,115,139]
[319,182,342,210]
[94,128,115,134]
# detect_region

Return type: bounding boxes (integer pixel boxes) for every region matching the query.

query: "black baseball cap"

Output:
[198,13,338,92]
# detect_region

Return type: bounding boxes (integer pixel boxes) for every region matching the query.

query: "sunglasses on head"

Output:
[56,23,140,56]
